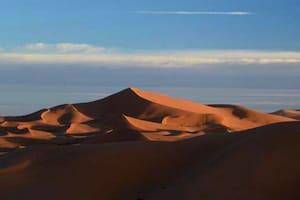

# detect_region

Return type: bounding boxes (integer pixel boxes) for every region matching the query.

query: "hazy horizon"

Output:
[1,84,300,116]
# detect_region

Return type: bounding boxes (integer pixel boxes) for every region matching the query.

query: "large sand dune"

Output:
[0,87,299,200]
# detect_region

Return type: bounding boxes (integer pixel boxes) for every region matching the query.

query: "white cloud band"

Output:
[23,42,106,53]
[0,43,300,68]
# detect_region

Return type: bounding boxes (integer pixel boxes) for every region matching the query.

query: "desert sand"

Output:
[272,109,300,120]
[0,87,299,200]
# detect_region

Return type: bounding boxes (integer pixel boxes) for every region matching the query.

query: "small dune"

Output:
[272,109,300,120]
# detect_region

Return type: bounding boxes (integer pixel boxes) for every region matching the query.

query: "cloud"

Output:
[23,42,106,53]
[136,11,252,16]
[1,43,300,68]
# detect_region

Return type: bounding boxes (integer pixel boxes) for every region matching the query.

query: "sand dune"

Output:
[0,121,299,200]
[272,109,300,120]
[0,87,299,199]
[0,87,293,148]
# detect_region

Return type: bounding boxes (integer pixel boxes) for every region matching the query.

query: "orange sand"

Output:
[0,87,299,200]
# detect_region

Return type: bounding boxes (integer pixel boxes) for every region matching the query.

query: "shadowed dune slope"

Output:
[0,121,299,200]
[148,121,300,200]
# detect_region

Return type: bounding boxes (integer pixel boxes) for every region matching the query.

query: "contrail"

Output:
[136,11,252,16]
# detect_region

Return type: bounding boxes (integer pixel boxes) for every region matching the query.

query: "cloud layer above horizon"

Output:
[1,43,300,68]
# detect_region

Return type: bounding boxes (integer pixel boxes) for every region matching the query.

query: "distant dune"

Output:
[272,109,300,120]
[0,87,299,200]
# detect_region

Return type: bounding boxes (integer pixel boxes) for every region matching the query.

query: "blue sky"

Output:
[0,0,300,91]
[1,0,300,115]
[0,0,300,50]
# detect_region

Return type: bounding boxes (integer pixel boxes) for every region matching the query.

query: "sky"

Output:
[0,0,300,89]
[0,0,299,50]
